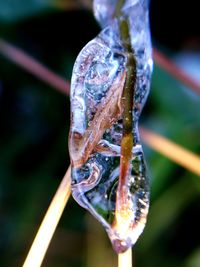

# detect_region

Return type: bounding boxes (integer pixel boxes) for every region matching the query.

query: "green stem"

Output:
[114,1,137,164]
[120,19,136,139]
[117,18,136,203]
[114,0,125,18]
[113,1,137,234]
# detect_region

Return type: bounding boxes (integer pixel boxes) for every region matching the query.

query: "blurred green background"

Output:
[0,0,200,266]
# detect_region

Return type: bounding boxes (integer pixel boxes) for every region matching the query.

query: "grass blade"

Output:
[22,167,71,267]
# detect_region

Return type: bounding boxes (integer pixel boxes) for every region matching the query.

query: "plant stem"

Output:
[117,17,136,202]
[153,48,200,95]
[114,0,125,18]
[114,0,137,248]
[0,38,69,95]
[118,248,132,267]
[140,127,200,176]
[22,167,71,267]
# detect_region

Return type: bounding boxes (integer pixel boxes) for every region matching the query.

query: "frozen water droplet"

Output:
[69,0,152,254]
[93,0,117,28]
[93,0,144,28]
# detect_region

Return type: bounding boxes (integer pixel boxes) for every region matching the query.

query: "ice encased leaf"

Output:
[69,0,153,253]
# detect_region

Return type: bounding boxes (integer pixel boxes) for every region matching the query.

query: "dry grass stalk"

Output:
[153,48,200,95]
[140,127,200,176]
[22,167,71,267]
[0,38,70,95]
[118,249,132,267]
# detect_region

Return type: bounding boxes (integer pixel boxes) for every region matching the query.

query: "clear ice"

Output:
[69,0,153,253]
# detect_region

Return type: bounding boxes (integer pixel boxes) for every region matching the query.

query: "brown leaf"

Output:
[69,71,126,167]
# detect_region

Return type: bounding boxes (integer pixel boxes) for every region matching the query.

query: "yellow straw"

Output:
[140,127,200,176]
[23,167,71,267]
[118,249,132,267]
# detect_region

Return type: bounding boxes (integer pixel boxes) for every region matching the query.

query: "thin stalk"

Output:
[22,167,71,267]
[114,0,125,17]
[140,127,200,176]
[120,18,136,179]
[118,249,132,267]
[0,38,69,95]
[153,48,200,95]
[114,1,137,251]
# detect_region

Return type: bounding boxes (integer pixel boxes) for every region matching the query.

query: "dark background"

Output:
[0,0,200,266]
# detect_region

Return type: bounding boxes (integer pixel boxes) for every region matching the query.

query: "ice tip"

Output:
[112,237,132,254]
